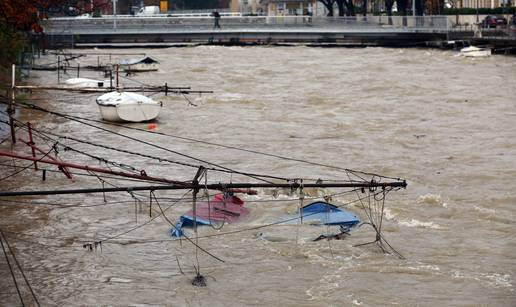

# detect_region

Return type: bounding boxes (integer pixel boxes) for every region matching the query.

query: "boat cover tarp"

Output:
[171,193,249,237]
[296,201,360,228]
[65,78,110,88]
[96,91,159,106]
[120,56,159,65]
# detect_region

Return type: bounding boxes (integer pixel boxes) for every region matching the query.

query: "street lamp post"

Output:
[113,0,118,30]
[476,0,479,23]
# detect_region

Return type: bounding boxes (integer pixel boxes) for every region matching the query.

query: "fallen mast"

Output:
[0,180,406,197]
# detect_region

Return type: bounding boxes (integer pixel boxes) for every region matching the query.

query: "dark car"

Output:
[481,15,507,28]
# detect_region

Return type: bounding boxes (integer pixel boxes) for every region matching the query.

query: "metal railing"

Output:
[449,23,516,39]
[42,15,450,34]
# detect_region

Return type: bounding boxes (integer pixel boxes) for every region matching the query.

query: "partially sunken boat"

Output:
[95,91,162,122]
[171,193,250,237]
[295,201,360,230]
[65,77,112,88]
[120,56,159,72]
[460,46,491,57]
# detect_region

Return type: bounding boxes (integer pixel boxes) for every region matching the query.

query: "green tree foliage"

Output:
[0,24,25,84]
[0,0,67,82]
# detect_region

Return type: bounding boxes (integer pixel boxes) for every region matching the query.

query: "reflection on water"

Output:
[0,46,515,306]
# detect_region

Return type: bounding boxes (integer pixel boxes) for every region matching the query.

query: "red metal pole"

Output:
[18,138,73,179]
[0,150,184,184]
[0,149,258,195]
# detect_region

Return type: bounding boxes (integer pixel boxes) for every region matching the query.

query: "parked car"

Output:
[481,15,507,28]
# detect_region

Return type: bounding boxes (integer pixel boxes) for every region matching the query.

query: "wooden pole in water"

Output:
[27,122,37,170]
[116,64,119,89]
[192,166,205,235]
[9,64,16,144]
[57,56,60,83]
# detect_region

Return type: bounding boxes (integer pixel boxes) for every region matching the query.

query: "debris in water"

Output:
[192,274,207,287]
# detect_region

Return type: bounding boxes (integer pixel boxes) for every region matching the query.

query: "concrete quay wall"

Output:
[44,30,447,48]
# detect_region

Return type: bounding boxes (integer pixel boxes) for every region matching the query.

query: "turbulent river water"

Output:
[1,46,515,306]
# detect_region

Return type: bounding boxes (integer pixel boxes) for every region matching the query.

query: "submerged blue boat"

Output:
[171,193,249,237]
[298,201,360,229]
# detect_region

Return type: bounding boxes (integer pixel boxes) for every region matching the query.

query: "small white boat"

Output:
[120,56,159,72]
[65,78,112,88]
[96,91,162,122]
[460,46,491,57]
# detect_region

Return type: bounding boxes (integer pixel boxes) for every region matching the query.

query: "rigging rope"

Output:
[0,230,25,306]
[0,230,41,306]
[2,117,288,183]
[2,102,402,182]
[9,103,284,183]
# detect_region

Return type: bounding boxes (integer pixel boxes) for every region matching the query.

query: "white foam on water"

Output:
[384,208,396,220]
[407,264,441,273]
[451,271,513,289]
[398,219,442,229]
[418,193,446,207]
[482,273,513,288]
[473,206,496,215]
[305,272,342,301]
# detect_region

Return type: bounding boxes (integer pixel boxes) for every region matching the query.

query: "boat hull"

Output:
[97,102,161,122]
[460,47,491,57]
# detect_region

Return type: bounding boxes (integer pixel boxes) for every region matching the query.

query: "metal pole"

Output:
[57,55,60,83]
[0,150,183,184]
[476,0,479,23]
[9,64,16,144]
[113,0,117,30]
[0,181,407,197]
[192,167,205,235]
[27,123,38,170]
[16,140,73,179]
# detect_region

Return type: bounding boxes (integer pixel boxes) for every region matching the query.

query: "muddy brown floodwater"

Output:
[0,46,515,306]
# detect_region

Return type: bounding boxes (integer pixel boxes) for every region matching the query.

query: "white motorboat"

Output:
[65,78,112,88]
[96,91,162,122]
[120,56,159,72]
[460,46,491,57]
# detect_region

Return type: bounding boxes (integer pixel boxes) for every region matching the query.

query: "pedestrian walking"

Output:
[212,11,221,29]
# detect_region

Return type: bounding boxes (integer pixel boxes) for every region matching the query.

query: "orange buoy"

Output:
[147,123,157,130]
